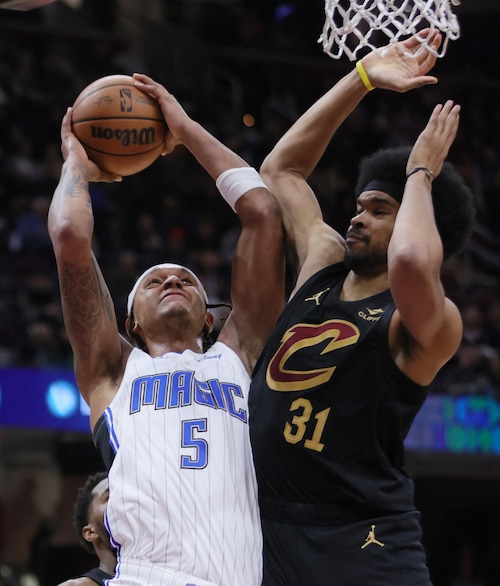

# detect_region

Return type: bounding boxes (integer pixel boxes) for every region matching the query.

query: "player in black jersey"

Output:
[57,472,115,586]
[249,33,475,585]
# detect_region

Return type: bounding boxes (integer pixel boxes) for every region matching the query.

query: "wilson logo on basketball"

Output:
[89,126,157,146]
[71,74,167,175]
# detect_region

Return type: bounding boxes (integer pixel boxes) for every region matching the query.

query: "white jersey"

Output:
[93,342,262,586]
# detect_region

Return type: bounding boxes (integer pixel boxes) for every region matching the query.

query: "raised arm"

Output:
[260,31,442,295]
[388,101,463,383]
[48,110,128,413]
[133,74,285,373]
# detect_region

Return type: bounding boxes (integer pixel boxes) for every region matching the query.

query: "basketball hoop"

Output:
[319,0,461,62]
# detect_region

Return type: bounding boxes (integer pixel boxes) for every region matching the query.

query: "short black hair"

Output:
[72,471,107,555]
[355,146,475,260]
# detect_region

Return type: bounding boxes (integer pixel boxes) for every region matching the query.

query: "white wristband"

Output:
[215,167,267,211]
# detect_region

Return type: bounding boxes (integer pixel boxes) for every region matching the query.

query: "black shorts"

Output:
[261,510,432,586]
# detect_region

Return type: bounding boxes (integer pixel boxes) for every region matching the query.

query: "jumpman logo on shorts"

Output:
[305,288,330,305]
[361,524,385,549]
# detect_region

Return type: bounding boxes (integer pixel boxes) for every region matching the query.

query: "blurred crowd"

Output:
[1,3,500,586]
[0,1,500,406]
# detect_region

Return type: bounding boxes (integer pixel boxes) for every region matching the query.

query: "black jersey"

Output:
[82,568,113,586]
[249,262,428,522]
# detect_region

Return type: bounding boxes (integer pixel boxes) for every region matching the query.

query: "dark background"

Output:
[1,1,500,585]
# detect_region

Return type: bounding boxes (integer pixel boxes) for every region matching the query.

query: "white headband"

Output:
[127,263,209,315]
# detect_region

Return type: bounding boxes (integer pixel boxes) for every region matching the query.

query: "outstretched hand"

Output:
[407,100,460,178]
[133,73,191,156]
[61,108,122,183]
[361,30,442,92]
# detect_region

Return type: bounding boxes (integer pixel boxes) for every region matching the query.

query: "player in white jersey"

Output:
[49,73,285,586]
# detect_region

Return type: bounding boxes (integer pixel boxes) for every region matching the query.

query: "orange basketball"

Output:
[71,74,167,176]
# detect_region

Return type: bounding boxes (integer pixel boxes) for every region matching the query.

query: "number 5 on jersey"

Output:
[181,418,208,469]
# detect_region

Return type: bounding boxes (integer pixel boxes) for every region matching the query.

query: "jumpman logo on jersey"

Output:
[305,288,330,305]
[361,525,385,549]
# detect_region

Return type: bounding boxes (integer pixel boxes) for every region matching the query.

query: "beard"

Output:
[344,247,387,274]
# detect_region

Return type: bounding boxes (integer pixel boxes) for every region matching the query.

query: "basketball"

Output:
[71,74,167,176]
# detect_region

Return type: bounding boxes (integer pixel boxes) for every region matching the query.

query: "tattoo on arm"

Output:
[65,163,92,207]
[92,257,115,321]
[60,261,115,359]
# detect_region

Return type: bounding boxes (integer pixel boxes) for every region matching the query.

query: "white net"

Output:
[319,0,461,62]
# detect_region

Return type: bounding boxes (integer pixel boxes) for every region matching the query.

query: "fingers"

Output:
[161,130,180,156]
[419,30,442,51]
[133,72,154,85]
[86,160,123,183]
[405,75,438,91]
[438,100,460,139]
[61,107,73,136]
[133,73,177,105]
[429,31,443,53]
[133,72,163,101]
[398,30,441,75]
[425,101,460,153]
[400,30,439,53]
[101,172,123,183]
[408,100,461,177]
[410,41,439,79]
[161,144,176,157]
[419,39,440,68]
[400,35,422,52]
[417,43,437,67]
[431,100,460,125]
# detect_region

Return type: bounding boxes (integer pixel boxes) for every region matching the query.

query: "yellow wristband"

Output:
[356,61,375,91]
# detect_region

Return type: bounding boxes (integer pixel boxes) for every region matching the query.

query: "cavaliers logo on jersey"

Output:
[266,319,360,392]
